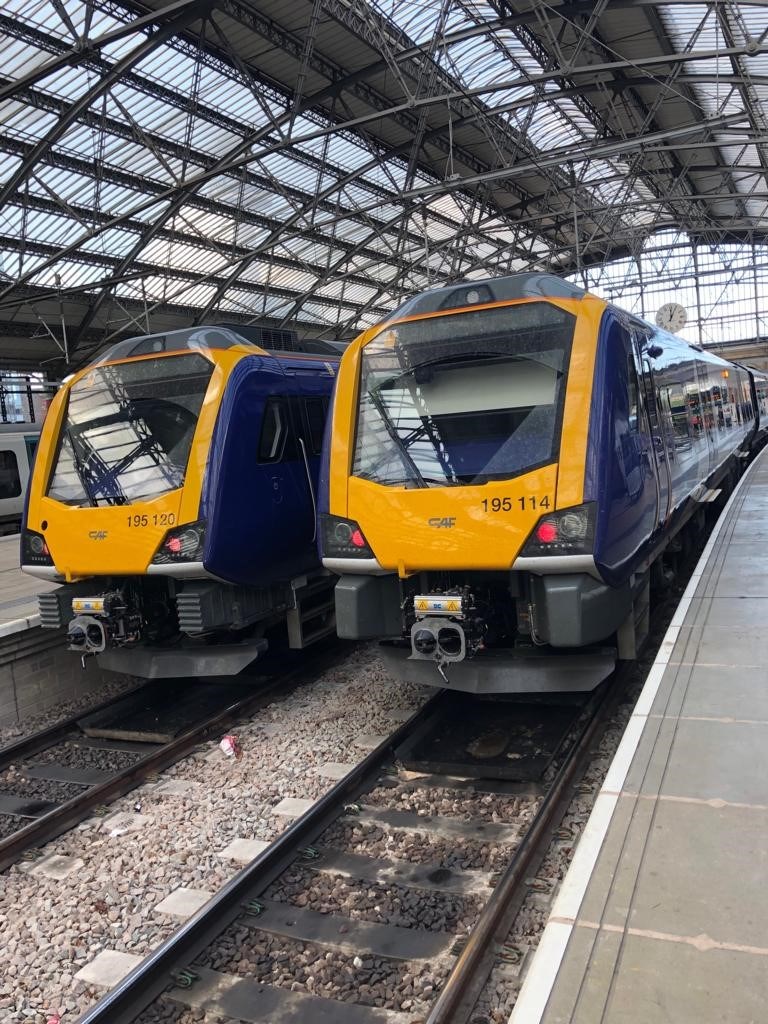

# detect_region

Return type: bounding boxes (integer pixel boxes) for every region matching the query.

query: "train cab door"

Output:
[641,353,673,524]
[631,327,670,529]
[293,367,334,544]
[258,366,332,562]
[256,392,317,572]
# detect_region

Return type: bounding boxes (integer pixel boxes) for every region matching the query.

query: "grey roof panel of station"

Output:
[0,0,766,369]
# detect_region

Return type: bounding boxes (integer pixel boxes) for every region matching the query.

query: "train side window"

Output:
[258,399,287,462]
[303,397,327,455]
[662,384,692,444]
[0,450,20,499]
[25,437,38,464]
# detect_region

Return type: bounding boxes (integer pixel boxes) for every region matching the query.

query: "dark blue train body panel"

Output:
[583,311,658,587]
[201,352,337,587]
[585,306,757,586]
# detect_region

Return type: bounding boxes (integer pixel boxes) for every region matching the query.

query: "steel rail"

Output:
[0,642,346,874]
[424,670,629,1024]
[76,690,445,1024]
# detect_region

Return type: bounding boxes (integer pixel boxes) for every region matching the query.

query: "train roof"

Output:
[89,325,340,366]
[389,272,586,320]
[215,324,340,356]
[733,360,768,382]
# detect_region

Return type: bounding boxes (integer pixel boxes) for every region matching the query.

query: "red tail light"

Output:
[151,520,206,564]
[522,503,596,556]
[320,514,374,558]
[535,521,558,544]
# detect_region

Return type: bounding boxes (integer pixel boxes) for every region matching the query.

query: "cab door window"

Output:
[258,398,288,462]
[303,397,328,455]
[258,397,301,463]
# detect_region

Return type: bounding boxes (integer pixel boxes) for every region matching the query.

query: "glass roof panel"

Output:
[0,0,764,355]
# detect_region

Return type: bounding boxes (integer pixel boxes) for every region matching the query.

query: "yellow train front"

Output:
[22,326,338,677]
[320,272,762,694]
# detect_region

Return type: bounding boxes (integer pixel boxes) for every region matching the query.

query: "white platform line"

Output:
[631,663,667,718]
[508,922,573,1024]
[509,452,762,1024]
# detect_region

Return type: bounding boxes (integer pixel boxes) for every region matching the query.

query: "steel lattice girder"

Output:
[0,0,767,367]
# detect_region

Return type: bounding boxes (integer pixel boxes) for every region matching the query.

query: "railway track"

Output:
[70,502,718,1024]
[0,642,343,875]
[74,670,628,1024]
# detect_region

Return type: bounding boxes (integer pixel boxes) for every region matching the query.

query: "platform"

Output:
[512,446,768,1024]
[0,535,116,728]
[0,533,57,636]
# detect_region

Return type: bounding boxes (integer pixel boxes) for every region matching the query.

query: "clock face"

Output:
[655,302,687,333]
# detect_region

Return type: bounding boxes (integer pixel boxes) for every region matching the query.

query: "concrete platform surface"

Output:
[512,447,768,1024]
[0,533,58,634]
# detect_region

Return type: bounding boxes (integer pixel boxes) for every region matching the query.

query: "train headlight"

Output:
[22,529,54,566]
[151,520,206,564]
[520,502,596,556]
[320,514,373,558]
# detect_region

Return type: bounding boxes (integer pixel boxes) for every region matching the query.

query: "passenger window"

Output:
[662,384,693,447]
[0,450,20,498]
[258,399,287,462]
[304,397,327,455]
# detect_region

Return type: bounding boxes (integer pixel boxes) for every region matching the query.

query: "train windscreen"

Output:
[352,302,575,487]
[47,353,214,506]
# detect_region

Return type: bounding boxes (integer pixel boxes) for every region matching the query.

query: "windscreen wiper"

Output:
[67,433,98,507]
[366,387,427,489]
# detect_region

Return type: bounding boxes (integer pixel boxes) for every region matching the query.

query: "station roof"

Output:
[0,0,767,370]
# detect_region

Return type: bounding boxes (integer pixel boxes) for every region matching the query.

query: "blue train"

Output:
[23,325,339,678]
[320,273,768,693]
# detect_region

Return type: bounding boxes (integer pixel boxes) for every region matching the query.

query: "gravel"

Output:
[267,863,482,935]
[197,923,450,1012]
[0,644,430,1022]
[321,819,517,872]
[28,742,144,773]
[0,813,22,839]
[364,783,538,824]
[0,772,88,805]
